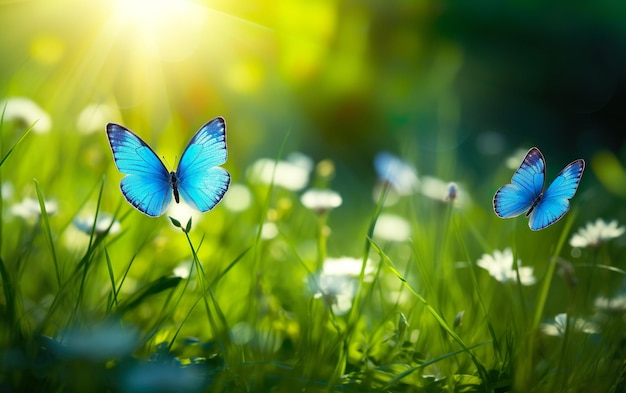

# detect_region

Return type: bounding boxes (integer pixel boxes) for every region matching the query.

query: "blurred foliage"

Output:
[1,0,626,392]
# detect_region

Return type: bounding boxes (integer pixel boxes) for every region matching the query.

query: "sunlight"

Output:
[112,0,208,61]
[114,0,188,28]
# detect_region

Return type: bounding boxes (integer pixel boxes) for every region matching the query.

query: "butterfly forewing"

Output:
[176,117,230,212]
[493,147,545,218]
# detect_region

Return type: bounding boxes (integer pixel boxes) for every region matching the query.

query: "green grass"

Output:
[0,117,625,393]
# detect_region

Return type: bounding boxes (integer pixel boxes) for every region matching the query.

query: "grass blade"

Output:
[34,179,60,287]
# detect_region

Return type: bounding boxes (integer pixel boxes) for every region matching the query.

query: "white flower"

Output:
[569,219,625,248]
[166,200,202,230]
[300,189,342,214]
[247,153,312,191]
[73,213,121,235]
[476,248,536,285]
[1,182,14,200]
[312,274,355,315]
[420,176,470,208]
[322,256,374,277]
[373,213,411,242]
[374,152,419,196]
[222,183,252,212]
[0,97,52,134]
[76,103,120,134]
[594,294,626,314]
[173,260,192,279]
[540,313,598,337]
[259,222,278,239]
[11,197,58,219]
[309,257,374,316]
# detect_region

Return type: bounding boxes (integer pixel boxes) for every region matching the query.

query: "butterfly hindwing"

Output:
[493,147,545,218]
[106,123,173,217]
[528,159,585,231]
[176,117,231,212]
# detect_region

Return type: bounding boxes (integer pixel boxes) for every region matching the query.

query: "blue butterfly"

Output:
[493,147,585,231]
[106,117,230,217]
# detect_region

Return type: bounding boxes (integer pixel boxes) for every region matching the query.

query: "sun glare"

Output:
[112,0,207,61]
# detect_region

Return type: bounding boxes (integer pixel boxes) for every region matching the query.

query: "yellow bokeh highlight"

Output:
[225,59,265,95]
[276,0,337,82]
[29,34,65,65]
[592,150,626,197]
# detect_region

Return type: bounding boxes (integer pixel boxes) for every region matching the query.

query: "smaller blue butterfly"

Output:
[493,147,585,231]
[106,117,230,217]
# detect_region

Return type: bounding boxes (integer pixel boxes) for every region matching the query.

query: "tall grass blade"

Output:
[369,236,490,389]
[116,276,182,315]
[34,179,61,287]
[0,122,33,169]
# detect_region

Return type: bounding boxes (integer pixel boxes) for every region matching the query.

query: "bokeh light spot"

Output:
[29,34,65,65]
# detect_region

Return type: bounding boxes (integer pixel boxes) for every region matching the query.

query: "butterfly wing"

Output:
[106,123,173,217]
[176,117,230,212]
[528,159,585,231]
[493,147,546,218]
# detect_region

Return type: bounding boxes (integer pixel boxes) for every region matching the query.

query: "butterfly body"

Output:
[493,147,584,231]
[106,117,230,217]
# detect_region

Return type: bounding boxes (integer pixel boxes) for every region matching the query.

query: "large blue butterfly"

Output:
[106,117,230,217]
[493,147,584,231]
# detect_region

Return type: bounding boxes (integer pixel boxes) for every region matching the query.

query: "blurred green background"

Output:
[2,2,626,390]
[1,0,625,216]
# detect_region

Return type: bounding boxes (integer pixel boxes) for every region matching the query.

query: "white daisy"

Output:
[540,313,598,337]
[300,188,342,214]
[222,183,252,212]
[420,176,470,208]
[11,197,58,219]
[73,213,121,235]
[76,103,120,134]
[569,219,625,248]
[594,294,626,314]
[476,247,536,285]
[374,151,419,196]
[1,97,52,134]
[309,256,374,316]
[247,153,312,191]
[373,213,411,242]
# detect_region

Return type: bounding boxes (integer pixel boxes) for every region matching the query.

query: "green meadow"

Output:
[1,1,625,392]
